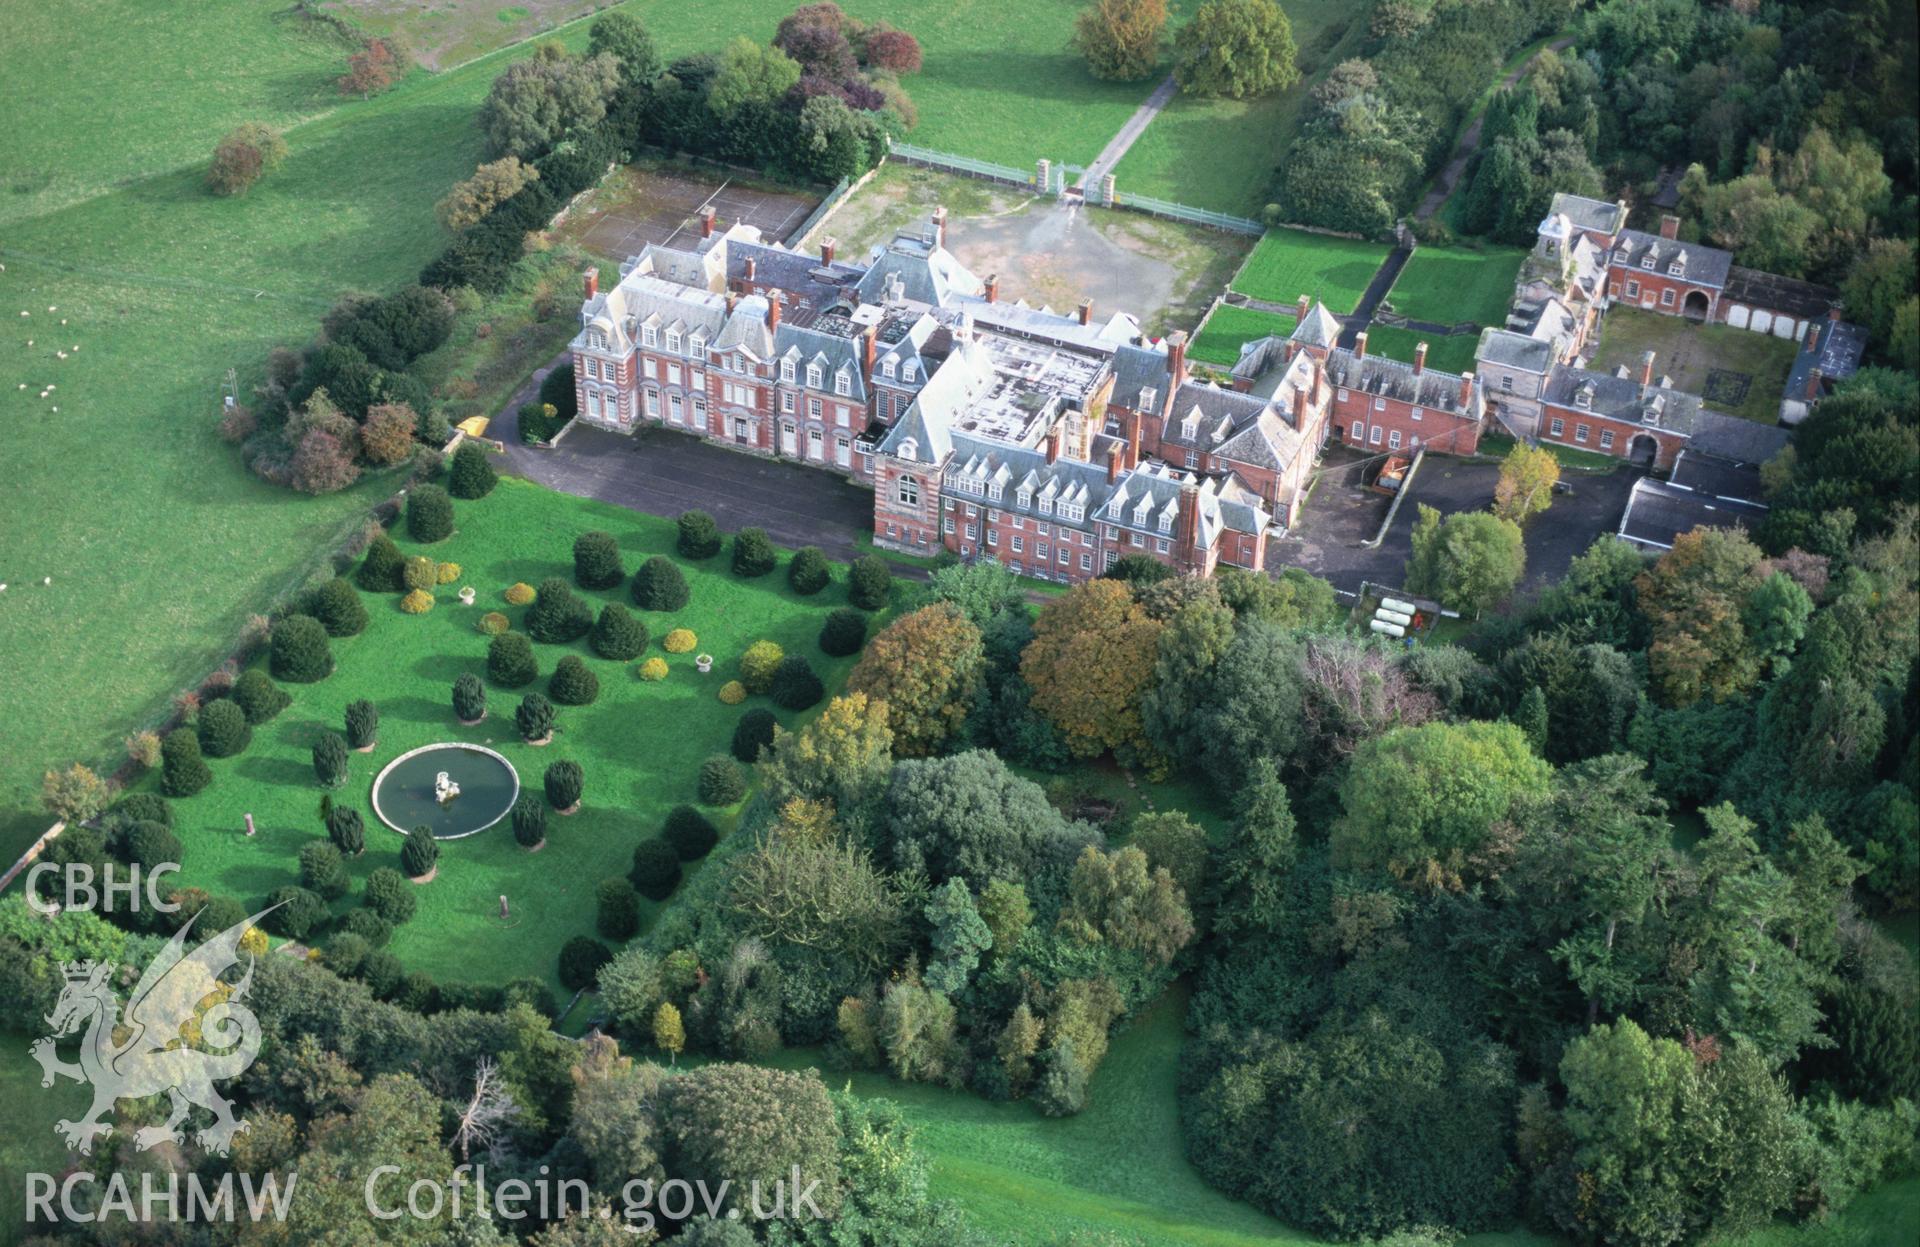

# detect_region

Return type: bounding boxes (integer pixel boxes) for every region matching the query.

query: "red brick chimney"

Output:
[984,273,999,304]
[767,291,782,331]
[743,256,757,286]
[1805,320,1822,353]
[1106,442,1122,484]
[1167,329,1188,386]
[1829,302,1843,323]
[1354,331,1369,361]
[700,207,716,238]
[1458,370,1475,408]
[1806,367,1823,401]
[1640,350,1656,388]
[1046,423,1063,464]
[1296,294,1309,322]
[932,205,947,249]
[583,268,598,300]
[821,236,837,267]
[1078,299,1093,326]
[1175,479,1202,571]
[1413,341,1427,375]
[862,324,878,382]
[1659,215,1680,241]
[725,291,738,316]
[1124,407,1142,468]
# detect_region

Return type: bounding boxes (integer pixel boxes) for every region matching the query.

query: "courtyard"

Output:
[1590,306,1798,424]
[556,160,822,261]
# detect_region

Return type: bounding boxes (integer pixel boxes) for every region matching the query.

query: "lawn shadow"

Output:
[379,694,454,728]
[412,652,474,684]
[233,754,321,788]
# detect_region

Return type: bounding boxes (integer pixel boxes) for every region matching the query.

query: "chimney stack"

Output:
[767,291,783,331]
[725,291,738,316]
[1413,341,1427,375]
[1639,349,1656,389]
[821,236,837,267]
[862,323,878,382]
[932,205,947,250]
[984,273,999,304]
[1124,406,1143,468]
[1829,302,1843,323]
[1458,370,1475,409]
[1077,299,1093,326]
[743,256,757,285]
[1296,294,1310,323]
[1175,479,1202,570]
[1354,331,1368,361]
[583,268,598,301]
[1107,442,1123,485]
[1659,214,1680,241]
[1806,367,1823,401]
[1046,423,1063,464]
[1805,321,1822,353]
[1167,329,1188,384]
[699,207,716,238]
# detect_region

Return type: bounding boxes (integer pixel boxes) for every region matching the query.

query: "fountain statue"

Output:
[434,771,461,805]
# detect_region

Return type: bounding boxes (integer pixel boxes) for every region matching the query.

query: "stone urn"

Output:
[458,586,476,606]
[695,654,714,674]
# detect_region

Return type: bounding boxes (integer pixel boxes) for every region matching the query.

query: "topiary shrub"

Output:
[596,878,641,940]
[731,527,777,577]
[271,615,334,683]
[590,603,648,660]
[738,640,784,693]
[478,611,511,635]
[677,510,722,559]
[573,531,624,589]
[488,632,538,687]
[663,804,719,861]
[717,680,747,705]
[526,577,593,643]
[115,821,183,872]
[771,655,824,711]
[342,907,391,947]
[363,867,417,924]
[110,793,174,829]
[266,886,329,940]
[848,555,892,609]
[344,699,379,750]
[448,441,498,498]
[731,709,778,763]
[400,589,435,614]
[322,932,370,978]
[698,755,746,805]
[357,532,406,592]
[631,556,690,611]
[788,546,833,595]
[407,484,454,542]
[549,655,600,705]
[299,841,350,900]
[436,561,461,585]
[313,732,350,788]
[505,581,536,606]
[327,806,366,856]
[305,577,369,637]
[197,699,252,758]
[559,935,614,991]
[663,628,697,654]
[819,607,867,657]
[231,669,291,724]
[516,693,556,743]
[638,656,669,681]
[452,672,488,723]
[512,795,547,848]
[544,759,584,811]
[402,825,439,879]
[403,555,438,592]
[160,728,212,797]
[629,838,682,901]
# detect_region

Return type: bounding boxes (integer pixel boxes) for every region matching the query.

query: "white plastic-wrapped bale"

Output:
[1381,597,1418,615]
[1369,619,1407,638]
[1375,608,1414,627]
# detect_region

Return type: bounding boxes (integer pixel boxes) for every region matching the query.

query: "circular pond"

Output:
[370,744,520,839]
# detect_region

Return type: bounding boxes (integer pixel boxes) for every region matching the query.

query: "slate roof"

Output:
[1477,328,1556,374]
[856,227,984,307]
[727,239,865,313]
[1543,365,1703,436]
[944,433,1117,529]
[1547,193,1628,237]
[1608,229,1734,290]
[874,311,941,389]
[875,337,999,464]
[1160,382,1298,468]
[964,300,1140,352]
[1685,409,1790,465]
[1328,346,1481,418]
[1618,477,1765,550]
[713,295,776,359]
[776,322,868,403]
[1785,318,1868,404]
[1110,341,1173,411]
[1093,463,1269,549]
[1670,452,1768,505]
[575,269,728,356]
[1723,267,1839,322]
[1290,301,1343,349]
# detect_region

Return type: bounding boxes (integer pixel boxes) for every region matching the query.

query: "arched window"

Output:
[897,474,920,507]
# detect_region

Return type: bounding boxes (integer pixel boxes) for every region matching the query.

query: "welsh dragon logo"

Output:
[30,906,278,1156]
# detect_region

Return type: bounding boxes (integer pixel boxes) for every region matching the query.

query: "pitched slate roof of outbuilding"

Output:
[1327,347,1482,418]
[1543,365,1703,436]
[1477,327,1556,374]
[1685,409,1790,465]
[1608,229,1734,290]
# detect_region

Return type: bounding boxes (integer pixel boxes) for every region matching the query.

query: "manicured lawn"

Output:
[140,477,896,997]
[1385,246,1527,329]
[1361,324,1481,376]
[1479,431,1622,474]
[1230,229,1391,315]
[1589,308,1798,425]
[1190,305,1295,367]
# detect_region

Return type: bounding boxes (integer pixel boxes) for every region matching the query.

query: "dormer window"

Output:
[1016,488,1032,509]
[780,359,796,383]
[987,483,1003,503]
[1158,508,1174,534]
[1139,386,1157,411]
[690,331,706,354]
[1180,412,1200,441]
[1038,496,1053,516]
[883,358,897,379]
[1613,247,1630,264]
[903,361,917,381]
[1575,386,1592,409]
[1132,496,1152,526]
[834,369,851,397]
[666,330,681,353]
[806,363,823,389]
[1667,254,1686,276]
[898,437,919,459]
[642,325,658,347]
[1640,253,1655,270]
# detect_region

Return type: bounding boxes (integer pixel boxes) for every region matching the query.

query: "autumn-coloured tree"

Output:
[848,604,982,757]
[653,1001,685,1063]
[289,430,361,495]
[862,28,923,74]
[207,123,288,196]
[1021,579,1164,761]
[42,763,110,824]
[759,692,894,815]
[1636,527,1769,705]
[1073,0,1168,82]
[435,157,540,232]
[359,402,418,466]
[339,38,411,98]
[1056,844,1195,968]
[1493,441,1560,522]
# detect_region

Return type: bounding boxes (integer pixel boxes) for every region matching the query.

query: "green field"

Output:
[1385,245,1527,329]
[131,477,893,996]
[1191,304,1296,366]
[1362,324,1481,376]
[1230,229,1391,315]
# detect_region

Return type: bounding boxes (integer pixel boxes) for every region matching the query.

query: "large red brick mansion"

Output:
[569,208,1371,582]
